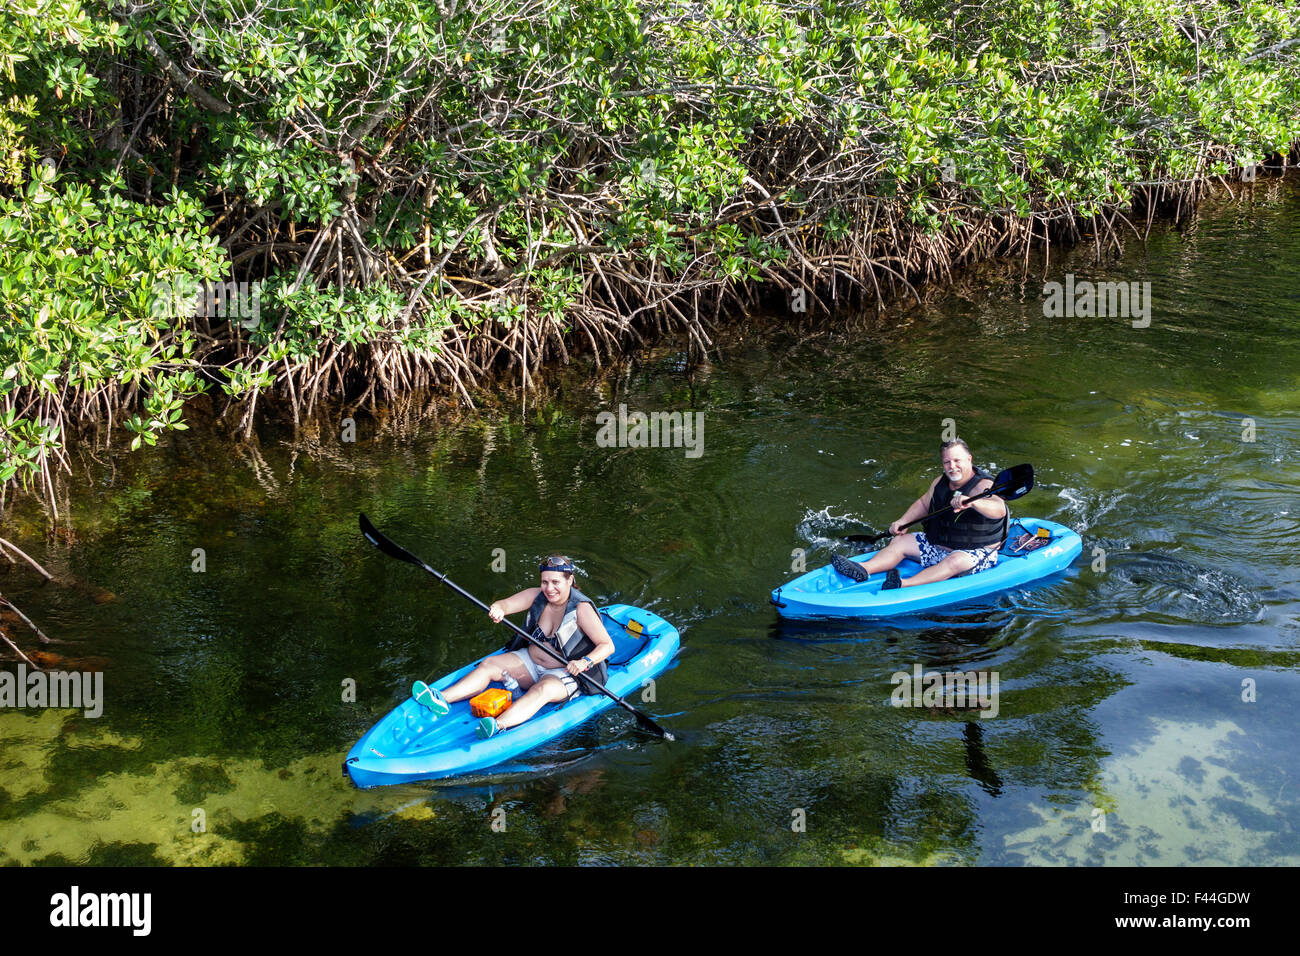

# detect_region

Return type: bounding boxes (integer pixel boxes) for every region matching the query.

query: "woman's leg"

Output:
[496,675,572,729]
[442,652,534,703]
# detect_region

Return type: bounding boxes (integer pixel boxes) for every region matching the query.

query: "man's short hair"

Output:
[940,438,971,458]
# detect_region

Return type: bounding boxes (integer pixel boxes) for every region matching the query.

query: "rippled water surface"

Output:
[2,182,1298,865]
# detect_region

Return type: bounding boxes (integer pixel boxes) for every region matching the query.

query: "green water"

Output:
[2,181,1298,865]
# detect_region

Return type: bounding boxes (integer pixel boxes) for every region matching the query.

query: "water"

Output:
[2,180,1298,865]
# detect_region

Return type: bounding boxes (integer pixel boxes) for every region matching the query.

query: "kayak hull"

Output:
[771,517,1082,620]
[344,604,679,788]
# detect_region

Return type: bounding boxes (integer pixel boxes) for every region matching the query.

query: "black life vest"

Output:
[508,586,608,694]
[923,467,1008,549]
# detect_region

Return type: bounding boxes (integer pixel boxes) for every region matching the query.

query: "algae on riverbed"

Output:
[0,708,370,865]
[1000,718,1299,866]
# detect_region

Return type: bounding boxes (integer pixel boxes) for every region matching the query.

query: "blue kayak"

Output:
[771,517,1082,620]
[344,604,679,787]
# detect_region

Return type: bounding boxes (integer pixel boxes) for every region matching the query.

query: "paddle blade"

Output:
[358,513,424,567]
[635,709,675,741]
[993,464,1034,501]
[843,534,878,546]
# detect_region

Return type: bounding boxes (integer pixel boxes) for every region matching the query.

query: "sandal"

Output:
[831,553,871,582]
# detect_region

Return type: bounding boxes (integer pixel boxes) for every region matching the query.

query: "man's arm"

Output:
[891,476,941,534]
[953,479,1006,519]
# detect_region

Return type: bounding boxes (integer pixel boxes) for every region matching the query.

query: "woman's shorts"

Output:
[508,649,580,701]
[914,532,1000,575]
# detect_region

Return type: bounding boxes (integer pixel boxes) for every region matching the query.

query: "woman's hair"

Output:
[539,554,576,578]
[940,438,971,459]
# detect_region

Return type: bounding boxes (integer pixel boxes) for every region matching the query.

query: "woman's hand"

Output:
[566,657,592,676]
[488,602,505,623]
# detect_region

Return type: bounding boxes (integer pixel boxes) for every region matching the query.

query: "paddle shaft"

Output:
[358,514,673,740]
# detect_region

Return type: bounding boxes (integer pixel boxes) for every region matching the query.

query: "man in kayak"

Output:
[412,555,616,738]
[832,439,1007,589]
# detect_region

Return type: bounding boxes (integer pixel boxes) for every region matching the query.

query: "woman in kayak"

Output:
[833,438,1007,589]
[412,555,616,739]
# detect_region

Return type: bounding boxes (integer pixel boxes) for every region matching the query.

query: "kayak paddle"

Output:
[358,513,675,741]
[841,463,1035,546]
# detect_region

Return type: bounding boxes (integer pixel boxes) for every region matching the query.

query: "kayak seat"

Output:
[604,613,651,666]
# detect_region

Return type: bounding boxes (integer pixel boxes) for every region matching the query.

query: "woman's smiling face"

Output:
[540,570,571,603]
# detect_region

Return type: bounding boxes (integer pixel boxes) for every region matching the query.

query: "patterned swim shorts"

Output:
[914,532,1000,575]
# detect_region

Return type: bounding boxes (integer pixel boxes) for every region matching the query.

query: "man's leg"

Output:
[899,549,976,587]
[860,533,923,575]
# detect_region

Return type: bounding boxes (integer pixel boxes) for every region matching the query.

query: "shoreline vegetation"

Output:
[2,0,1299,520]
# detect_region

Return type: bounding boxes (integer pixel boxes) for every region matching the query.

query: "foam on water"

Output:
[1055,486,1127,533]
[795,506,876,552]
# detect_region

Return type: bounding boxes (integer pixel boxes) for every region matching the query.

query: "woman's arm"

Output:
[488,588,541,622]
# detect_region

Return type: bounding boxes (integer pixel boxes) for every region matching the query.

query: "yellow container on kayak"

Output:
[471,688,513,718]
